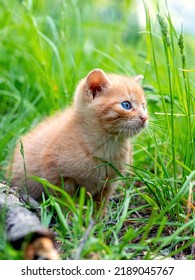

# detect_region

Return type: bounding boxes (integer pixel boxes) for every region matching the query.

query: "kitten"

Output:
[9,69,148,208]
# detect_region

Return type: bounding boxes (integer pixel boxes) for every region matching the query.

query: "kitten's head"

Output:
[75,69,148,138]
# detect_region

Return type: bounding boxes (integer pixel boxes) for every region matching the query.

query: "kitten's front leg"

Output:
[93,182,115,216]
[62,177,78,197]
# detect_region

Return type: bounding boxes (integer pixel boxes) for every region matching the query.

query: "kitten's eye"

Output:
[121,101,132,110]
[142,104,146,110]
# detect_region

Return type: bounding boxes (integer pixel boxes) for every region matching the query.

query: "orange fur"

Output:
[9,69,148,206]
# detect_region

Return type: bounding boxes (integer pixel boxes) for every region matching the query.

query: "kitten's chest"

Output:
[94,140,130,175]
[66,139,131,195]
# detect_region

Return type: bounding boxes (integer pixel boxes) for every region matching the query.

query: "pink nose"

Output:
[140,115,148,123]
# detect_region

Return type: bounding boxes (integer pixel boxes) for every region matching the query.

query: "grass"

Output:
[0,0,195,260]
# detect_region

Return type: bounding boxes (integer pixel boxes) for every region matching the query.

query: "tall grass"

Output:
[0,0,194,259]
[141,1,195,220]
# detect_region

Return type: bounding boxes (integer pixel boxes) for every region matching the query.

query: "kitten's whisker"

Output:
[107,121,124,135]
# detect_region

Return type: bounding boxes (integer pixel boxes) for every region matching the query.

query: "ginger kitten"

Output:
[9,69,148,207]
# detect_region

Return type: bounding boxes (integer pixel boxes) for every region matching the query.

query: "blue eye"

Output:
[121,101,132,110]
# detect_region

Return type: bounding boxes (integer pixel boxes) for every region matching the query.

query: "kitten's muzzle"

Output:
[140,115,148,123]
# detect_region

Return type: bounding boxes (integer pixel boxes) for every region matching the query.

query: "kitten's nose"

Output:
[140,115,148,123]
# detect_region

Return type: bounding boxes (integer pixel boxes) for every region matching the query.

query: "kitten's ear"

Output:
[132,75,144,83]
[86,69,110,98]
[130,75,144,91]
[133,75,144,82]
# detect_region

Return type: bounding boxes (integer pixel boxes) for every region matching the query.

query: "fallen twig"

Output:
[0,181,60,260]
